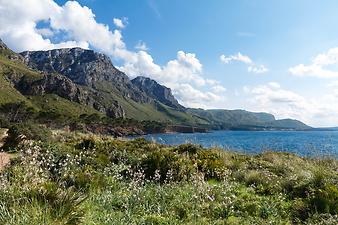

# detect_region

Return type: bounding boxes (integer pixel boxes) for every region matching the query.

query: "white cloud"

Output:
[36,28,54,37]
[113,17,127,29]
[0,0,227,109]
[244,82,338,127]
[51,1,125,52]
[327,80,338,88]
[211,85,227,93]
[248,65,268,74]
[117,49,227,107]
[135,41,148,51]
[220,52,268,74]
[289,47,338,78]
[172,83,226,109]
[0,0,89,51]
[220,52,252,64]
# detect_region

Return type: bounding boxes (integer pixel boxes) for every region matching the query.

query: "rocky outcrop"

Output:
[0,39,7,50]
[131,76,185,110]
[0,38,23,62]
[16,73,125,118]
[20,48,151,103]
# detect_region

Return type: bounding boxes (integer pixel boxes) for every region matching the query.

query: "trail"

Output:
[0,152,11,171]
[0,128,10,171]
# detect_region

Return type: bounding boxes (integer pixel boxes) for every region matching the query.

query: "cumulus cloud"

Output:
[211,85,227,93]
[172,83,226,109]
[243,82,338,127]
[220,52,268,74]
[135,41,148,51]
[36,28,54,37]
[0,0,227,109]
[0,0,89,51]
[117,49,227,107]
[289,47,338,78]
[248,65,268,74]
[220,52,253,64]
[113,17,127,29]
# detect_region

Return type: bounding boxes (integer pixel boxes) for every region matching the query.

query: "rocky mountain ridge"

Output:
[0,38,312,130]
[20,48,151,104]
[131,76,185,111]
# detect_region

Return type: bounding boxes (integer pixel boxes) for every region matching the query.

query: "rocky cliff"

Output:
[20,48,151,104]
[131,76,185,111]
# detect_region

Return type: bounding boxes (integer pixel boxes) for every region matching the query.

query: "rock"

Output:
[131,76,185,110]
[16,73,125,118]
[106,101,126,118]
[0,38,24,62]
[20,48,151,104]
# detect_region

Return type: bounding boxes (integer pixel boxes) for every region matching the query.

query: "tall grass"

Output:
[0,133,337,224]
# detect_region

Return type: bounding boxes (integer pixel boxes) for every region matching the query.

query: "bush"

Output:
[175,143,202,155]
[196,150,225,180]
[310,184,338,214]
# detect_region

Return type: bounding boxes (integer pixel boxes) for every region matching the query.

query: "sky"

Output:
[1,0,338,127]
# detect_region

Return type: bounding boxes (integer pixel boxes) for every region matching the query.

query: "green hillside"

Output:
[0,45,205,126]
[0,57,100,118]
[188,108,311,130]
[0,39,311,132]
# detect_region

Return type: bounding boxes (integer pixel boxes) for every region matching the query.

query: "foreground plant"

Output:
[0,134,337,224]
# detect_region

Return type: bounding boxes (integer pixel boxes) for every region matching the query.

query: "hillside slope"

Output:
[0,40,207,125]
[0,38,311,131]
[188,108,311,130]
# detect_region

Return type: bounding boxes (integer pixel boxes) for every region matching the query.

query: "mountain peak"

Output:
[0,38,8,50]
[19,48,153,104]
[131,76,185,111]
[0,38,24,62]
[20,47,122,85]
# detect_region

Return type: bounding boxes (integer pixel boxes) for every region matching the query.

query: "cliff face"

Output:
[131,76,185,111]
[15,73,125,118]
[20,48,151,104]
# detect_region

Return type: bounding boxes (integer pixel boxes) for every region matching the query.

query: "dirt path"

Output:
[0,152,11,171]
[0,128,8,148]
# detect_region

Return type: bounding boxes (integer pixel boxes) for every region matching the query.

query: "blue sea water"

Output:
[134,131,338,158]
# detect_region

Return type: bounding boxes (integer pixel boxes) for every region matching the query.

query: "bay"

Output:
[134,130,338,158]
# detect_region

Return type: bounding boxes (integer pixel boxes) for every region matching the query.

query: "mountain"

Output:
[0,38,311,131]
[187,109,311,130]
[187,109,275,126]
[263,119,310,130]
[131,76,185,111]
[20,48,151,104]
[0,40,207,125]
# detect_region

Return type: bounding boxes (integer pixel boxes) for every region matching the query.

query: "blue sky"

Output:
[2,0,338,126]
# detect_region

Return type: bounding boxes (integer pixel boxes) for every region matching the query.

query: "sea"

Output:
[133,130,338,158]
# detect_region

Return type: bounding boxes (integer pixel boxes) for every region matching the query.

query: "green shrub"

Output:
[175,143,202,155]
[196,150,225,180]
[310,184,338,214]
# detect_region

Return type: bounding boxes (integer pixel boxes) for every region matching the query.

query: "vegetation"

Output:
[187,108,311,130]
[0,131,337,224]
[0,37,336,224]
[0,101,168,143]
[0,43,311,132]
